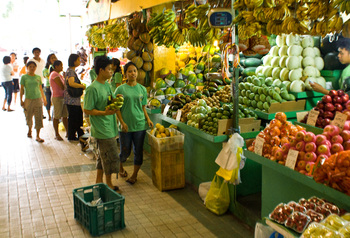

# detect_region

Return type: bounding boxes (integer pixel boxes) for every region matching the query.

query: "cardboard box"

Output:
[267,100,306,113]
[217,118,261,136]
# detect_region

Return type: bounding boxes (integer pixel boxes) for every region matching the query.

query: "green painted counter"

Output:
[293,121,324,135]
[244,150,350,219]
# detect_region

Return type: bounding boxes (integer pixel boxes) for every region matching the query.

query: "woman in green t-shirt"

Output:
[116,62,154,184]
[110,58,123,92]
[43,53,57,121]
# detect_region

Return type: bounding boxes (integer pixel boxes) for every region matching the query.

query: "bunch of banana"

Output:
[171,29,186,46]
[90,26,106,49]
[281,17,308,35]
[233,0,246,10]
[266,20,284,35]
[147,12,164,30]
[242,11,256,24]
[306,1,329,21]
[296,5,308,20]
[284,0,297,6]
[232,12,244,24]
[188,28,206,47]
[327,13,343,34]
[184,4,197,24]
[244,0,263,9]
[264,0,276,8]
[253,8,268,23]
[342,19,350,38]
[310,20,329,37]
[333,0,350,14]
[104,21,128,48]
[238,22,262,40]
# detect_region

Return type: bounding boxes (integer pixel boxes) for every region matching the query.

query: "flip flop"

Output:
[119,170,128,178]
[36,138,45,143]
[55,136,63,141]
[2,108,6,111]
[7,109,14,112]
[126,178,137,185]
[27,133,32,138]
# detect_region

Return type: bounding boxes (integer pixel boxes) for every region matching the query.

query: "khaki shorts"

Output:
[96,138,119,175]
[52,97,68,119]
[24,98,43,130]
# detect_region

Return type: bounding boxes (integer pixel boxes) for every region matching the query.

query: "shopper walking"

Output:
[19,56,29,77]
[84,56,121,191]
[50,60,68,141]
[110,58,123,93]
[29,48,46,83]
[1,56,14,112]
[20,61,47,142]
[64,53,85,141]
[116,62,154,184]
[43,53,57,121]
[10,52,19,104]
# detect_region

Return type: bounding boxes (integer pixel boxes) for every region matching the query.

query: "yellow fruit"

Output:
[155,123,161,129]
[161,133,167,138]
[156,134,162,138]
[189,59,197,65]
[159,125,165,133]
[178,61,186,68]
[150,129,154,134]
[189,47,196,54]
[170,132,175,137]
[165,129,170,136]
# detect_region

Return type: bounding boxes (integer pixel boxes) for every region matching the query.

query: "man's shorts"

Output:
[96,138,119,175]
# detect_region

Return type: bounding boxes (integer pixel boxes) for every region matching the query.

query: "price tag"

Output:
[176,110,182,121]
[285,149,299,170]
[163,104,170,116]
[306,110,319,126]
[254,137,264,156]
[331,111,347,130]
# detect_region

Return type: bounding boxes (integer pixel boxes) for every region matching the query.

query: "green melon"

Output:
[142,62,152,72]
[131,56,143,69]
[132,39,144,51]
[142,52,153,62]
[155,78,166,89]
[188,74,197,85]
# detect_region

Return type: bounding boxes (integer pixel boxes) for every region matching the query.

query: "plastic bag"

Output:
[198,182,211,202]
[205,175,230,215]
[254,222,274,238]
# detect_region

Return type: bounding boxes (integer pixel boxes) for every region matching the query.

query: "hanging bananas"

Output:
[327,13,343,34]
[333,0,350,15]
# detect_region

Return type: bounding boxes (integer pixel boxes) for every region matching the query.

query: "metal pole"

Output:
[231,0,239,134]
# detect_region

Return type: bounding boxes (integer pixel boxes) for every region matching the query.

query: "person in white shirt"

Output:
[10,52,19,104]
[1,56,14,111]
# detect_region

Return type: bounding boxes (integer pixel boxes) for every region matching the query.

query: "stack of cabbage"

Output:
[256,34,326,93]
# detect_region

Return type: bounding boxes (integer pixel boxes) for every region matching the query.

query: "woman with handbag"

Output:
[64,53,85,141]
[20,61,47,142]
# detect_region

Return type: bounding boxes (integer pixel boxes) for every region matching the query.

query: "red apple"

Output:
[333,96,342,104]
[317,144,330,155]
[331,135,343,144]
[329,90,338,97]
[305,152,317,162]
[335,103,343,112]
[344,121,350,130]
[317,154,328,163]
[298,151,306,160]
[316,134,327,145]
[305,142,317,152]
[346,101,350,110]
[341,130,350,141]
[331,143,344,153]
[320,140,332,148]
[306,162,316,172]
[275,149,284,161]
[316,117,323,126]
[304,132,316,143]
[297,160,306,170]
[343,140,350,150]
[322,118,331,127]
[296,131,306,142]
[337,90,345,97]
[296,141,305,151]
[322,95,333,103]
[281,143,291,154]
[324,125,340,137]
[289,137,297,147]
[342,110,350,120]
[325,103,335,112]
[316,101,325,109]
[342,94,349,103]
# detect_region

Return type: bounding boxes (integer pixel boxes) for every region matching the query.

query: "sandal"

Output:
[113,186,121,193]
[126,178,137,185]
[27,133,32,138]
[2,108,6,111]
[55,136,63,141]
[36,138,45,143]
[119,170,128,178]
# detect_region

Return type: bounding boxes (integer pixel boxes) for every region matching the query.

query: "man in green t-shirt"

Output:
[83,56,121,192]
[311,38,350,94]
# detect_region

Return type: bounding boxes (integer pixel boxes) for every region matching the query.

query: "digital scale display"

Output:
[208,9,233,28]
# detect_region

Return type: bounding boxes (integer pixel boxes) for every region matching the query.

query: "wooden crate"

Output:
[151,148,185,191]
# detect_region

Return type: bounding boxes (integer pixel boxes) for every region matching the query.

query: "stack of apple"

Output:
[301,90,350,128]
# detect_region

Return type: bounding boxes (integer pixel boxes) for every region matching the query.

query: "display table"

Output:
[244,150,350,219]
[293,121,324,135]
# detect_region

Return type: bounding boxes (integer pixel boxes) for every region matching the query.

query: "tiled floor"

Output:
[0,99,254,237]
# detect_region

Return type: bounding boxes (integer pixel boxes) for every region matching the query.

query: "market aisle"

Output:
[0,100,254,238]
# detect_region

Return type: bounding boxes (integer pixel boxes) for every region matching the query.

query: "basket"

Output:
[151,147,185,191]
[73,183,125,236]
[147,128,184,152]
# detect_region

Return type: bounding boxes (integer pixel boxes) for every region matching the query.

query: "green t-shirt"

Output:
[90,68,97,83]
[115,83,148,132]
[20,74,42,99]
[84,80,118,139]
[42,66,53,87]
[110,72,123,93]
[339,64,350,90]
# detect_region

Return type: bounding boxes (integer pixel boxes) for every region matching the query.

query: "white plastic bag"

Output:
[254,222,274,238]
[198,182,211,202]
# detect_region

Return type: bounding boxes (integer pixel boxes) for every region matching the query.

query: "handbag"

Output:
[66,78,83,98]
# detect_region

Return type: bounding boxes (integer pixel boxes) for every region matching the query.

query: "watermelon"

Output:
[188,74,197,85]
[148,98,161,108]
[159,68,171,78]
[195,62,205,73]
[180,67,190,79]
[211,55,221,62]
[164,87,176,96]
[174,80,186,88]
[197,73,203,83]
[155,78,166,89]
[244,58,262,67]
[165,73,176,86]
[154,89,165,100]
[242,67,257,77]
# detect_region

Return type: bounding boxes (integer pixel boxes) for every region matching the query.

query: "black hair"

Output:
[53,60,62,69]
[337,38,350,52]
[3,56,11,64]
[68,53,80,67]
[92,56,101,69]
[124,61,137,73]
[111,58,122,75]
[45,53,56,69]
[10,52,17,59]
[32,47,41,53]
[95,56,111,76]
[26,61,37,67]
[23,56,29,64]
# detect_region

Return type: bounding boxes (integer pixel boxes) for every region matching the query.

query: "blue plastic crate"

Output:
[73,183,125,236]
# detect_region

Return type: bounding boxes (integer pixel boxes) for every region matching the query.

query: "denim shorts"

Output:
[96,138,119,175]
[119,130,146,165]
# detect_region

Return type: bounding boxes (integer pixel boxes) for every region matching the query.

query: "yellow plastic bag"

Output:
[205,175,230,215]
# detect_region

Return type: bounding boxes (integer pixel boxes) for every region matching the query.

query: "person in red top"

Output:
[50,60,68,140]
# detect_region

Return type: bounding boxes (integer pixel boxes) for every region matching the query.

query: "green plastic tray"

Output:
[289,91,324,99]
[253,110,306,120]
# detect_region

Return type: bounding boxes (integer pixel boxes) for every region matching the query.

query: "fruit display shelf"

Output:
[289,91,324,99]
[146,107,162,114]
[243,150,350,219]
[265,219,299,238]
[253,109,307,121]
[293,121,324,135]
